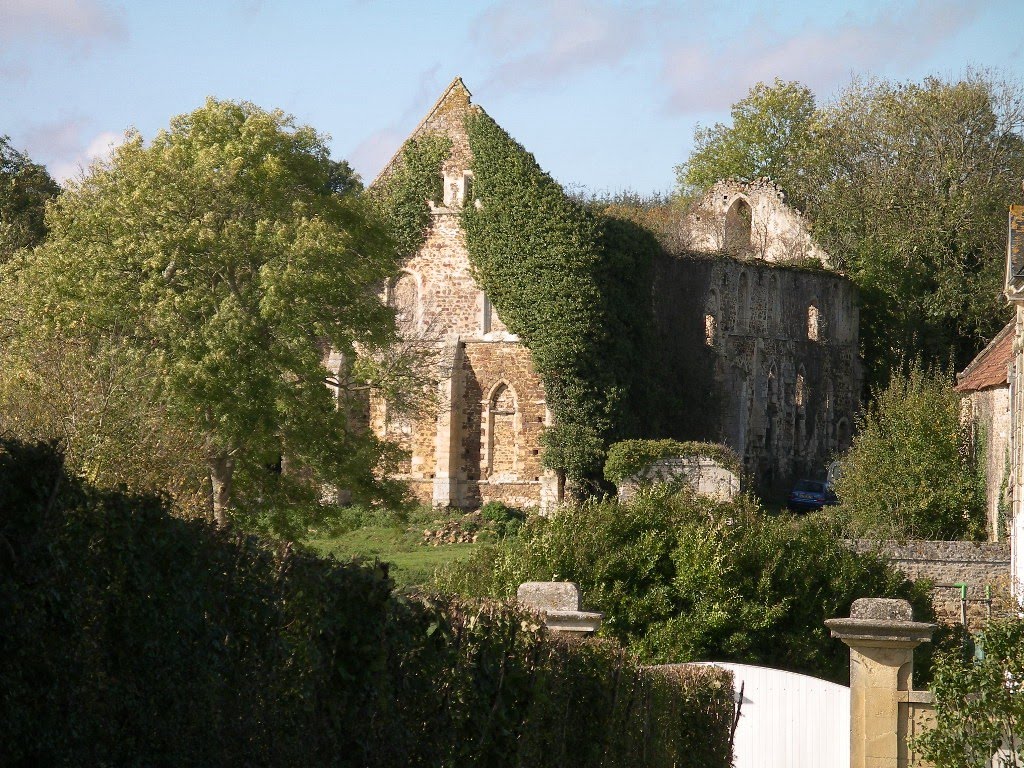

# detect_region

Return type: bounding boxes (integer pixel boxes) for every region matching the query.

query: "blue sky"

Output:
[2,0,1021,195]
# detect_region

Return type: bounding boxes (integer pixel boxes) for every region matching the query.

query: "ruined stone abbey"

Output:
[369,79,861,510]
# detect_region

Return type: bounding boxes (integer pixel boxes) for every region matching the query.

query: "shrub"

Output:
[480,500,526,538]
[0,440,734,768]
[836,364,986,540]
[436,487,932,683]
[915,616,1024,767]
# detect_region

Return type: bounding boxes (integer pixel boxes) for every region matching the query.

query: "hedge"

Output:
[0,440,734,768]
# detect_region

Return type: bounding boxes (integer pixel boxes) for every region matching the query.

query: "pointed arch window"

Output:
[389,271,420,334]
[483,382,519,478]
[725,197,753,253]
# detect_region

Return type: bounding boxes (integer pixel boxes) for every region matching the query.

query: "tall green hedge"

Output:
[0,440,733,768]
[461,111,659,485]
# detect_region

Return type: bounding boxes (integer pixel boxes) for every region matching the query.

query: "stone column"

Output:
[825,598,935,768]
[432,337,463,507]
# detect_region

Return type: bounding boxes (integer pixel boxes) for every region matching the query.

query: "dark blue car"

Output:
[787,479,838,512]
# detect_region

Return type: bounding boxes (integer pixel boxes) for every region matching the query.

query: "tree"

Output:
[435,488,931,684]
[914,616,1024,767]
[0,98,406,532]
[676,79,816,198]
[676,72,1024,389]
[835,365,986,540]
[0,136,60,261]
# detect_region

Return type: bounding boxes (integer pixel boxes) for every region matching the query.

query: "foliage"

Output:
[604,439,741,484]
[480,500,526,538]
[0,440,734,768]
[676,72,1024,389]
[835,365,986,540]
[436,487,932,684]
[676,79,816,198]
[369,133,450,258]
[915,616,1024,767]
[0,98,408,533]
[461,110,659,485]
[0,135,60,262]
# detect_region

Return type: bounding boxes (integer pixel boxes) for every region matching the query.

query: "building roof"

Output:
[956,319,1015,393]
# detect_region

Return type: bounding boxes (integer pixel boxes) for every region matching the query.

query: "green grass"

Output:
[306,525,482,588]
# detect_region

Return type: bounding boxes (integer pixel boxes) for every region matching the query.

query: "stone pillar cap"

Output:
[825,598,935,647]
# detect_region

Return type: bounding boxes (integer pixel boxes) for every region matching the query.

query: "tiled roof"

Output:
[956,319,1015,393]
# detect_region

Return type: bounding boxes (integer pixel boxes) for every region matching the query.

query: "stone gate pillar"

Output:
[825,598,935,768]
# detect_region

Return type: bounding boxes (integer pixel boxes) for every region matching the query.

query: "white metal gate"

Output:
[694,662,849,768]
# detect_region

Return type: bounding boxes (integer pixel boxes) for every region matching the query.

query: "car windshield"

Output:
[794,480,824,493]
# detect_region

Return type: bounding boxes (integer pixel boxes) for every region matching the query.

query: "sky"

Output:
[2,0,1021,196]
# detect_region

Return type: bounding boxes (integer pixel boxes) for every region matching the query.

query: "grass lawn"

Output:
[306,524,482,588]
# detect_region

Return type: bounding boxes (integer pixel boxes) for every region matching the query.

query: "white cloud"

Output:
[661,0,979,112]
[17,121,125,184]
[0,0,126,45]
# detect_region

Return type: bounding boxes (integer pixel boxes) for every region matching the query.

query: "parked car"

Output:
[787,479,838,512]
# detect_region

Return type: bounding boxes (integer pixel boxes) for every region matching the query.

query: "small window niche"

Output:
[807,302,820,341]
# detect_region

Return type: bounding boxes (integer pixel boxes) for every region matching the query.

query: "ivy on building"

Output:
[460,110,659,485]
[370,133,451,258]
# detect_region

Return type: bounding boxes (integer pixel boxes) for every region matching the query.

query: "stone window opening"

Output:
[388,271,420,334]
[462,170,475,206]
[765,363,779,451]
[724,197,753,253]
[482,382,520,479]
[795,367,807,454]
[807,302,820,341]
[481,292,492,335]
[704,290,719,347]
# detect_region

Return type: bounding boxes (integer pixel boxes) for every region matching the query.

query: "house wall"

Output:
[962,386,1011,540]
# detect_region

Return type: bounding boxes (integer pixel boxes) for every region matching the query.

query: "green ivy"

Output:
[603,439,742,485]
[461,110,658,484]
[370,133,451,258]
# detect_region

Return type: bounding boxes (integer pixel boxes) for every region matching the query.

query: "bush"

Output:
[836,365,986,540]
[436,487,932,683]
[0,440,734,768]
[915,616,1024,767]
[480,500,526,538]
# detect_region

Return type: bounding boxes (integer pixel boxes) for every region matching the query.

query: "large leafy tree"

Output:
[677,73,1024,389]
[0,98,405,532]
[676,79,816,198]
[834,365,985,540]
[0,136,60,261]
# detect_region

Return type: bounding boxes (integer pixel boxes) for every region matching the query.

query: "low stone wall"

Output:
[847,539,1012,630]
[618,458,739,503]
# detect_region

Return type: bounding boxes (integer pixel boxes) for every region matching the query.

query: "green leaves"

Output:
[0,98,405,531]
[836,365,986,540]
[437,489,930,683]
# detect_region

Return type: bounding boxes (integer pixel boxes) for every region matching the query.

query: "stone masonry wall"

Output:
[963,386,1011,540]
[651,253,861,498]
[847,539,1012,630]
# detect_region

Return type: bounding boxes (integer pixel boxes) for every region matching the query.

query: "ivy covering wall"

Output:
[370,133,451,259]
[461,110,659,484]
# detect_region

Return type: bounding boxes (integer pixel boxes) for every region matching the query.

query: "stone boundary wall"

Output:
[846,539,1012,630]
[618,457,740,503]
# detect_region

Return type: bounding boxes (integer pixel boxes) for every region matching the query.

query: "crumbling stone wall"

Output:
[651,253,861,497]
[847,539,1012,630]
[682,179,831,266]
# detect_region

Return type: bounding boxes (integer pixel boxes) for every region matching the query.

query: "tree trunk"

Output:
[209,453,235,527]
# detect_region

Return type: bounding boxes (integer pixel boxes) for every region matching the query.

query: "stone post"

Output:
[825,598,935,768]
[516,582,602,635]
